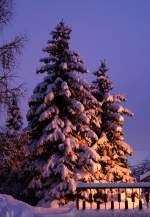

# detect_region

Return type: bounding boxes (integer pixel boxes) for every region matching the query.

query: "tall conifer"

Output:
[93,61,134,182]
[27,22,103,204]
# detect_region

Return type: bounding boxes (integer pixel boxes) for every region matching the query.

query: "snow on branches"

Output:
[92,60,134,183]
[26,21,103,204]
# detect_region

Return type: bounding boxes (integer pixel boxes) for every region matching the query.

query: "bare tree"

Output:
[0,0,25,107]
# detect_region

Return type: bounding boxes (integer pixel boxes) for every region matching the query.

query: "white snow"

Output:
[80,126,98,141]
[71,99,85,113]
[56,164,72,180]
[79,113,90,124]
[120,141,133,155]
[46,129,65,143]
[45,118,64,131]
[0,194,74,217]
[60,62,68,71]
[59,80,71,97]
[39,106,59,122]
[0,194,149,217]
[77,210,150,217]
[44,84,55,104]
[85,147,101,162]
[106,95,114,103]
[63,120,76,134]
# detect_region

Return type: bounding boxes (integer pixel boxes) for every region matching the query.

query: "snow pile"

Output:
[0,194,149,217]
[0,194,75,217]
[0,194,33,217]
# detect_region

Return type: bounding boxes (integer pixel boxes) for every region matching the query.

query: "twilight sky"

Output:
[3,0,150,164]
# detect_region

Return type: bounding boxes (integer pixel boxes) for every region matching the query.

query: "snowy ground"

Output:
[77,210,150,217]
[0,194,150,217]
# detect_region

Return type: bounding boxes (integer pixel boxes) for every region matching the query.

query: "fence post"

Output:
[131,189,135,209]
[76,188,79,210]
[118,189,121,209]
[111,189,114,210]
[139,188,142,210]
[145,192,149,209]
[104,189,107,209]
[125,189,128,210]
[97,201,100,210]
[82,199,86,210]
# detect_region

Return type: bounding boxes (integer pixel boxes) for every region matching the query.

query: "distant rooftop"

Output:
[140,171,150,181]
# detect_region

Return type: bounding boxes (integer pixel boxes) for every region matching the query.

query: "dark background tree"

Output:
[6,92,23,136]
[0,0,29,203]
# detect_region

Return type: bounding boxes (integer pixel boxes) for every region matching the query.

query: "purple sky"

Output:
[3,0,150,164]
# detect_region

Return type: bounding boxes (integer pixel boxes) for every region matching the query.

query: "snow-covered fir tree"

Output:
[6,93,23,136]
[92,60,134,183]
[26,22,103,204]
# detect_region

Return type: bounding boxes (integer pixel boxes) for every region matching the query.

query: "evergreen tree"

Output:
[6,93,23,136]
[92,60,134,183]
[26,22,103,204]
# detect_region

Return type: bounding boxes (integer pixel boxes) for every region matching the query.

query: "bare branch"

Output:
[0,82,25,105]
[0,0,12,26]
[0,1,27,108]
[0,35,26,71]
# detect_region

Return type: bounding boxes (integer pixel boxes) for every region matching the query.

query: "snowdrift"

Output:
[78,210,150,217]
[0,194,150,217]
[0,194,73,217]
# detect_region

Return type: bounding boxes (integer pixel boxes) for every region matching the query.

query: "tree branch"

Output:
[0,35,25,71]
[0,0,12,26]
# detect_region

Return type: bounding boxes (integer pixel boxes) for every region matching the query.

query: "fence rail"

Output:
[76,182,150,211]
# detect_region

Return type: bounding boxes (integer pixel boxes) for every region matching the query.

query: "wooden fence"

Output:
[76,182,150,210]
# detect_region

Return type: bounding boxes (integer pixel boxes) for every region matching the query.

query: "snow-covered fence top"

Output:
[76,182,150,211]
[77,182,150,189]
